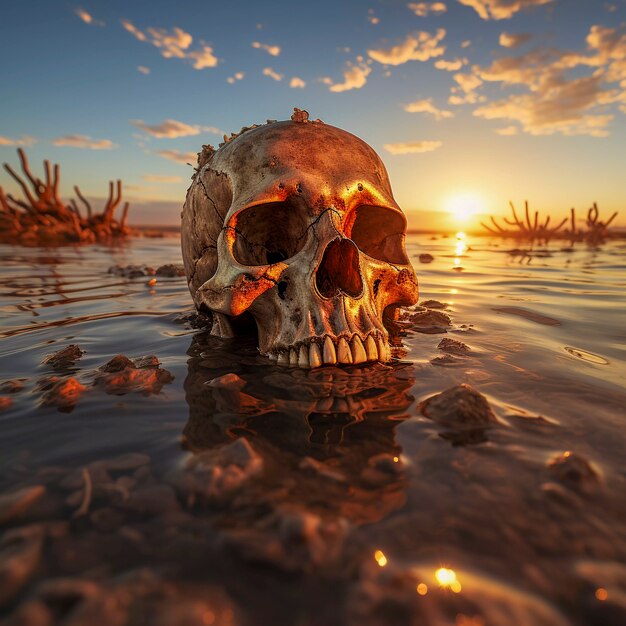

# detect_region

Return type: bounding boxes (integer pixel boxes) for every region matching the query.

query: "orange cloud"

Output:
[156,150,197,165]
[384,140,442,154]
[75,7,104,26]
[53,135,115,150]
[499,32,532,48]
[328,64,372,92]
[368,30,446,65]
[404,98,454,119]
[408,2,447,17]
[0,135,37,147]
[458,0,553,20]
[290,77,306,88]
[262,67,284,81]
[131,119,221,138]
[252,41,281,56]
[121,20,218,69]
[434,58,466,71]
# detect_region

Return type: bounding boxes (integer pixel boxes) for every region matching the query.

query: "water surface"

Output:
[0,234,625,626]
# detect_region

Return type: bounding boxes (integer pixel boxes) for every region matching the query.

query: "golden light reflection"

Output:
[374,550,388,567]
[595,588,608,601]
[416,583,428,595]
[435,567,462,592]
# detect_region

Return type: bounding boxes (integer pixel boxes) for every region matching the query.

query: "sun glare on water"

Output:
[445,193,482,225]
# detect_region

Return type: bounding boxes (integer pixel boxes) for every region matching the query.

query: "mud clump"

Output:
[418,253,434,263]
[95,355,174,396]
[42,345,84,370]
[420,384,498,430]
[547,451,601,493]
[400,307,452,334]
[108,264,155,278]
[155,264,186,278]
[437,337,472,355]
[419,300,448,309]
[38,377,86,412]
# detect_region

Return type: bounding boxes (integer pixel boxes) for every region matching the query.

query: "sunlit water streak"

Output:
[0,234,625,625]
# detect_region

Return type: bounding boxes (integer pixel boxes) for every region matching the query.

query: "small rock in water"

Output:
[174,310,212,329]
[39,377,86,411]
[547,451,601,493]
[155,263,185,277]
[401,308,452,334]
[95,355,173,395]
[419,300,448,309]
[0,396,13,412]
[107,264,155,278]
[1,379,26,394]
[418,253,434,263]
[42,345,84,370]
[437,337,472,355]
[420,384,498,429]
[430,354,466,367]
[0,486,46,525]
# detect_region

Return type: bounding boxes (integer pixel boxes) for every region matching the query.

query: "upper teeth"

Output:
[267,333,391,368]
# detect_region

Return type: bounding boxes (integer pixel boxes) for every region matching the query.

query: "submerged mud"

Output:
[0,235,625,625]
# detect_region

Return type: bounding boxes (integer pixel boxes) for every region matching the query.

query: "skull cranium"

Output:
[181,110,418,368]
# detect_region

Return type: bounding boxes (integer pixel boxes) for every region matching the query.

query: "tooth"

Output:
[376,335,391,362]
[336,337,352,364]
[365,335,378,361]
[350,335,367,364]
[323,336,337,365]
[289,348,298,367]
[298,344,309,368]
[309,343,322,368]
[277,352,288,366]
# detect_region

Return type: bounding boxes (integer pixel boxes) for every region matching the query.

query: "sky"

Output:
[1,0,625,230]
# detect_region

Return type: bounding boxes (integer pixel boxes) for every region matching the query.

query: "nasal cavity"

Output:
[315,238,363,299]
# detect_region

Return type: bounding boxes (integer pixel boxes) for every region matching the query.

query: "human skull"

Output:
[181,109,418,368]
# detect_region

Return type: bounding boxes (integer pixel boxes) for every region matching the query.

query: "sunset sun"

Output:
[445,193,482,224]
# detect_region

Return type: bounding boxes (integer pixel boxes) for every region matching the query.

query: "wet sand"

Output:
[0,234,625,626]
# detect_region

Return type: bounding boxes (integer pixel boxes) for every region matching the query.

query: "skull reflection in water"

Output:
[181,109,419,368]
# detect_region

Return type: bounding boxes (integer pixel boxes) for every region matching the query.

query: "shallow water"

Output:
[0,234,625,626]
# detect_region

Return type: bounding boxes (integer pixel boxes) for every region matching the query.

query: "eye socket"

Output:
[232,202,308,266]
[348,205,409,264]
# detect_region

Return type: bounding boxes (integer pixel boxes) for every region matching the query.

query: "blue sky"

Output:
[1,0,625,228]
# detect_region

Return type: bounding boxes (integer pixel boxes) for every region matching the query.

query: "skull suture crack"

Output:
[181,109,419,368]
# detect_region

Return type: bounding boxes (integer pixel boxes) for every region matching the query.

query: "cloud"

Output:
[186,46,218,69]
[499,32,532,48]
[404,98,454,119]
[368,8,380,24]
[457,0,553,20]
[53,135,115,150]
[156,150,197,165]
[75,7,104,26]
[408,2,447,17]
[131,119,221,138]
[227,72,245,84]
[137,65,151,75]
[262,67,284,81]
[448,71,486,104]
[384,141,442,154]
[495,125,518,135]
[368,29,446,65]
[474,75,618,137]
[290,77,306,88]
[0,135,37,147]
[121,19,218,69]
[328,64,372,92]
[252,41,281,56]
[467,23,626,136]
[434,57,466,71]
[142,174,183,183]
[461,40,472,48]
